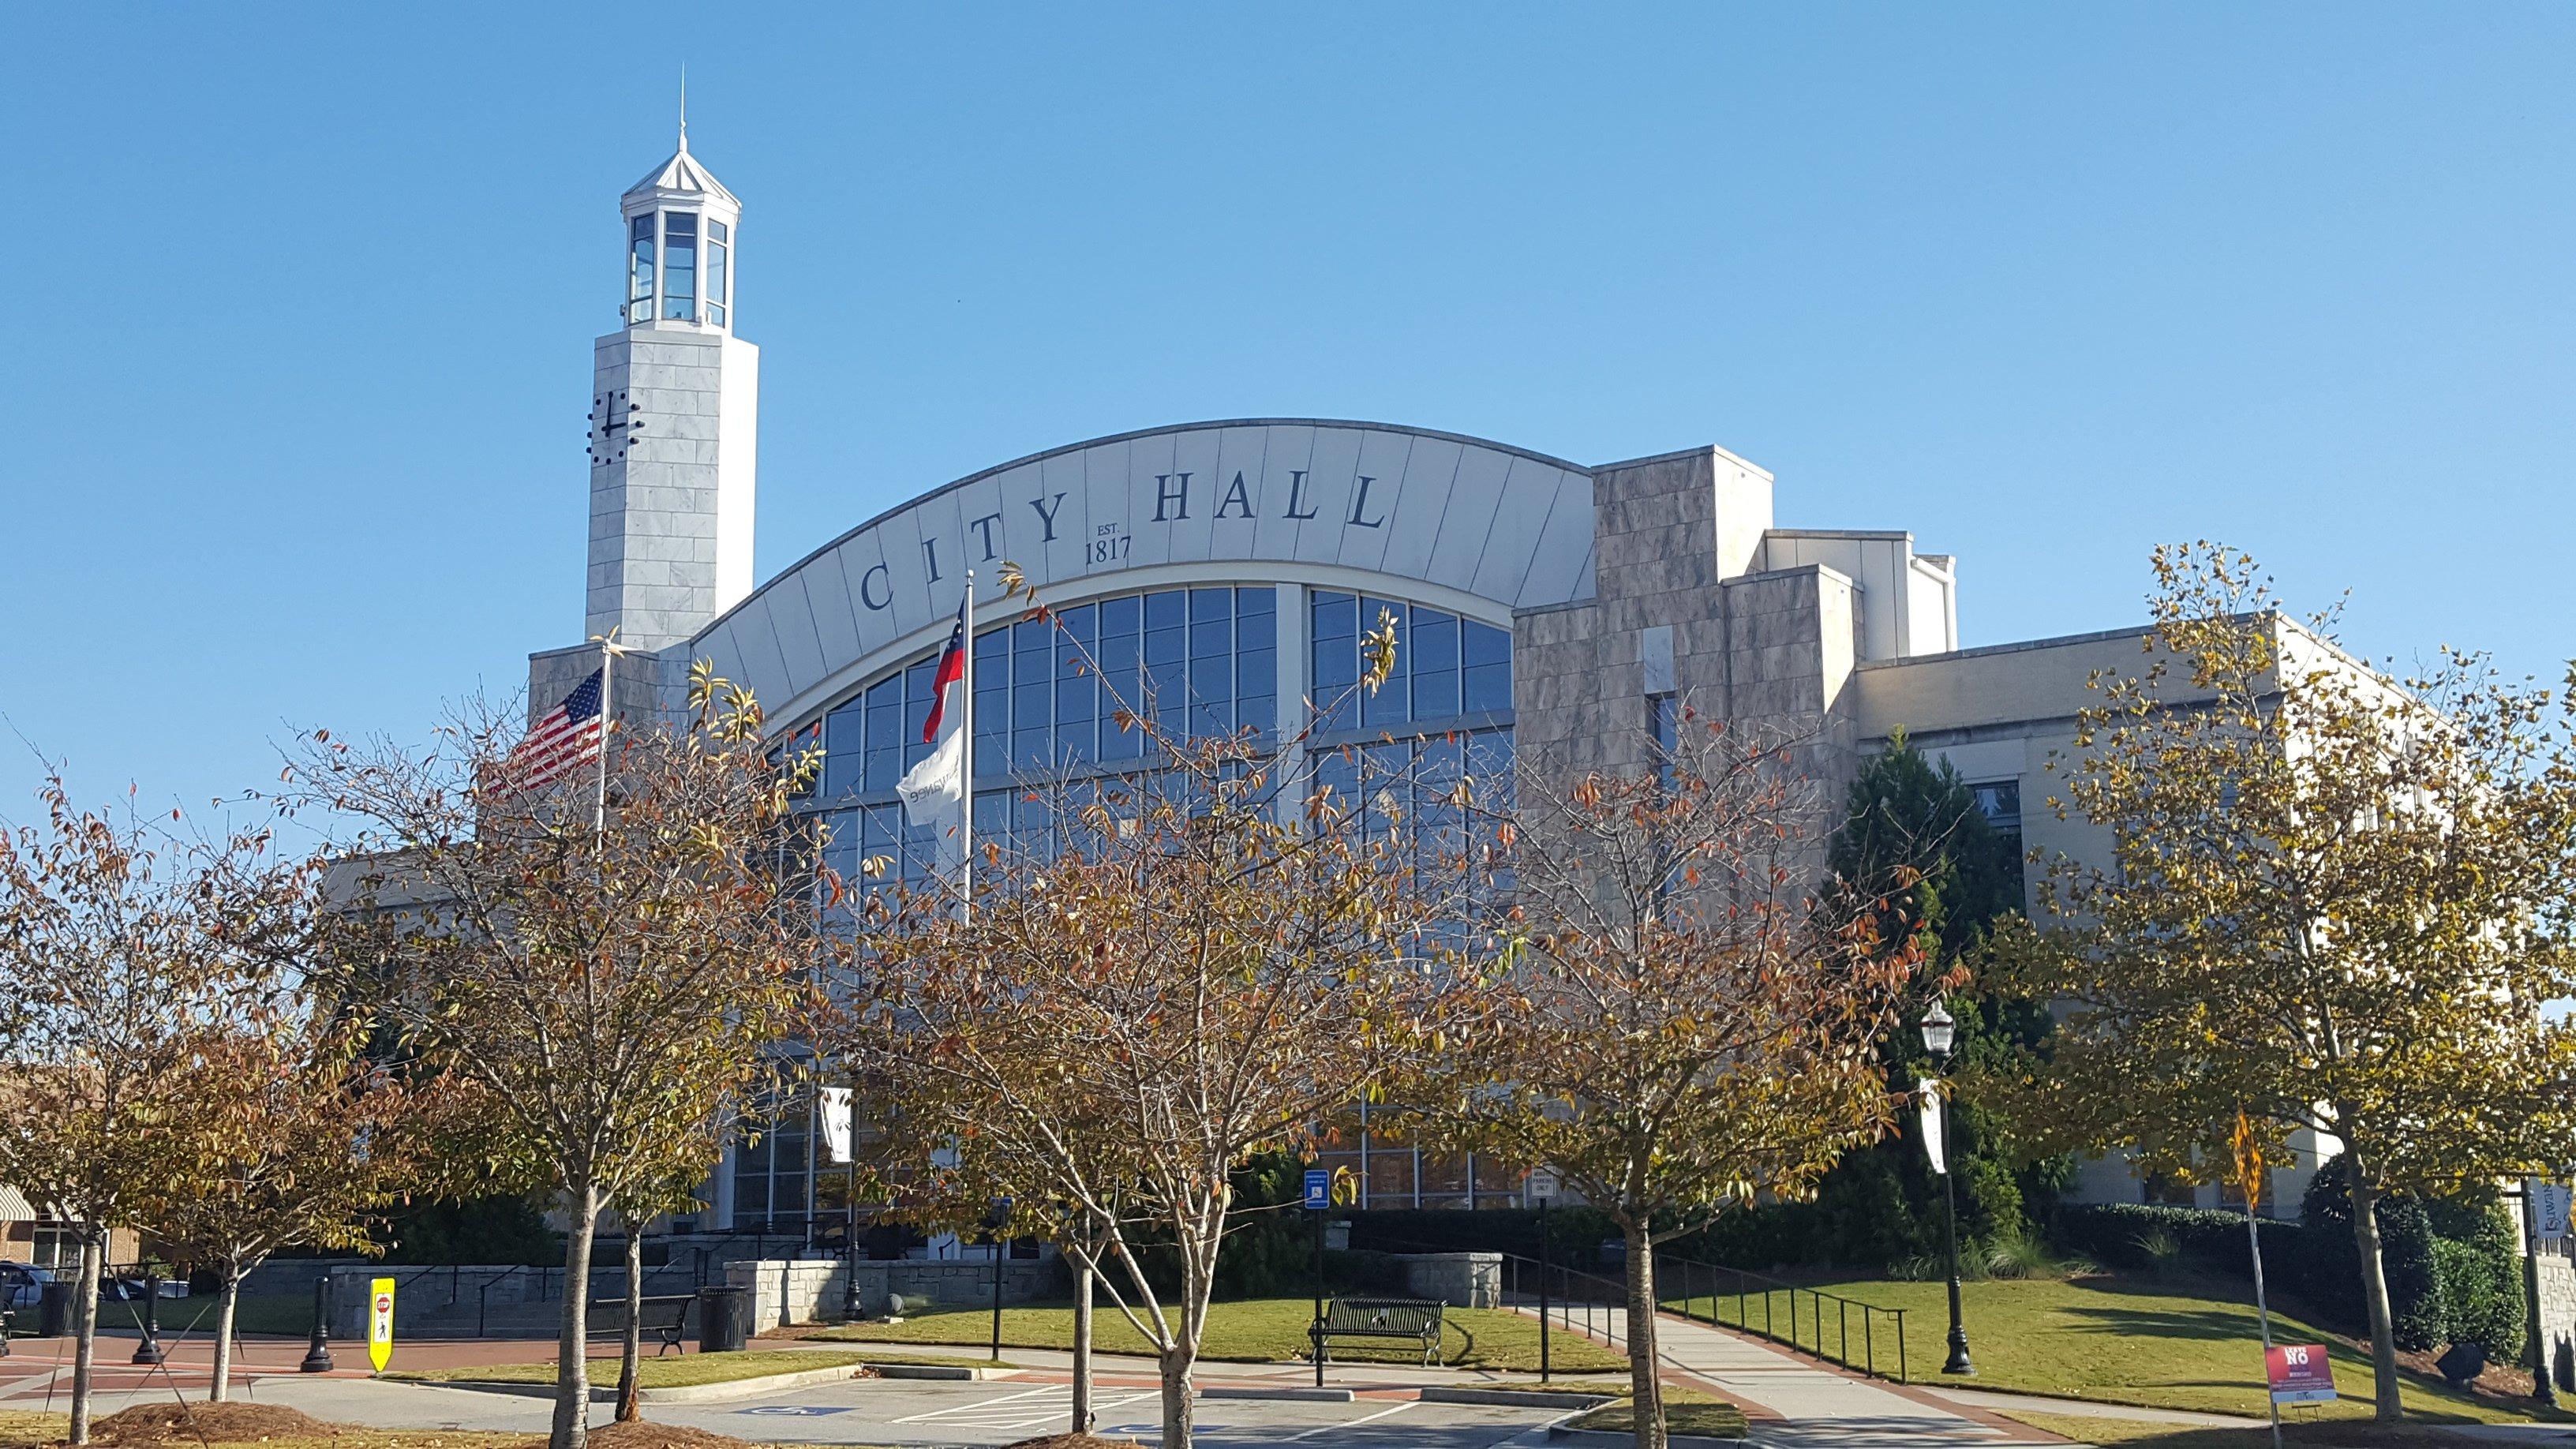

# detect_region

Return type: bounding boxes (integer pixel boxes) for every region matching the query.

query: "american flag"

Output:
[506,668,606,789]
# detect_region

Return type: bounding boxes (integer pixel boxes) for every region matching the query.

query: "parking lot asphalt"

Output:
[6,1372,1566,1448]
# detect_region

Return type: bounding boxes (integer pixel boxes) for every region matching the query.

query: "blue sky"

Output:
[6,5,2573,817]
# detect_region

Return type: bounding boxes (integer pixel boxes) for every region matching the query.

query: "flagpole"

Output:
[593,637,616,836]
[960,571,974,926]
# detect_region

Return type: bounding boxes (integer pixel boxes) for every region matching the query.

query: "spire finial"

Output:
[678,66,688,149]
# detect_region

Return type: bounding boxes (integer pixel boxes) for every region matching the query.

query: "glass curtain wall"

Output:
[773,580,1517,1225]
[1305,590,1518,1209]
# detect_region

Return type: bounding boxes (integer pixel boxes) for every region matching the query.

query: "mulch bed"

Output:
[999,1436,1149,1449]
[536,1425,754,1449]
[88,1405,333,1444]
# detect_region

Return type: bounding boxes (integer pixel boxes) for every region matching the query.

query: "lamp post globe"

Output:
[1922,999,1974,1376]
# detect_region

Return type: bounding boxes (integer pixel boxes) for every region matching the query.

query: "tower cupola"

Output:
[620,114,739,331]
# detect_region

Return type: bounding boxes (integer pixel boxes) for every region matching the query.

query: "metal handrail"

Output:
[1342,1230,1908,1385]
[1654,1252,1908,1384]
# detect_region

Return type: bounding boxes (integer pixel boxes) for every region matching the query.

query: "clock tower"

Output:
[583,121,758,653]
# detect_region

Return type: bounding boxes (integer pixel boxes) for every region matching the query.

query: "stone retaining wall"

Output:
[727,1256,1061,1328]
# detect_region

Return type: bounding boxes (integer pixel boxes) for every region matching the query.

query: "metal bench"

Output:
[1309,1297,1445,1366]
[585,1294,694,1355]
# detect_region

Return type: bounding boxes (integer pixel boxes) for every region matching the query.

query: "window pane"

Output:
[1238,645,1276,700]
[1189,605,1230,661]
[708,239,728,309]
[628,215,655,321]
[1144,590,1185,631]
[1189,653,1230,718]
[661,212,698,320]
[1413,610,1460,719]
[1236,588,1276,649]
[824,699,865,799]
[973,686,1006,777]
[1312,591,1355,641]
[1060,602,1098,650]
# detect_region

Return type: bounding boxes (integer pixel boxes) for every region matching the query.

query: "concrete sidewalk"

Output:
[1529,1304,2060,1449]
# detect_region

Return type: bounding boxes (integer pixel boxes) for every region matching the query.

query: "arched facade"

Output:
[520,134,2359,1246]
[683,418,1597,736]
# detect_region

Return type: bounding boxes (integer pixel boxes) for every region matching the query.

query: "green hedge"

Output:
[2049,1185,2520,1359]
[1343,1208,1626,1272]
[2048,1202,2313,1284]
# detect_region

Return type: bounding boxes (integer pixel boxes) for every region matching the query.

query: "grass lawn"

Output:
[1997,1410,2507,1449]
[389,1348,949,1387]
[1674,1274,2548,1424]
[1567,1389,1748,1440]
[805,1297,1626,1372]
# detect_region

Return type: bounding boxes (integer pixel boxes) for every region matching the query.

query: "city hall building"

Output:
[534,133,2316,1235]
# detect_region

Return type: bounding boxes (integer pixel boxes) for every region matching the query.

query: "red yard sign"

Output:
[2265,1344,2338,1405]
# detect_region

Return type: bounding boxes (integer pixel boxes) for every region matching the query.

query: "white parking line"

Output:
[888,1383,1059,1424]
[1285,1398,1419,1440]
[978,1388,1161,1432]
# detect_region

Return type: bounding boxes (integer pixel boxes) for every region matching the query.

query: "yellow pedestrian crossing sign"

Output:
[368,1277,395,1372]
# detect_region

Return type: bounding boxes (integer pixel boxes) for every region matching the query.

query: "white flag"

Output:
[897,721,966,824]
[1919,1076,1946,1175]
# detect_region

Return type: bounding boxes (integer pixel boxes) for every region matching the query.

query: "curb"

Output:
[393,1361,866,1404]
[867,1363,1015,1381]
[1546,1428,1745,1449]
[1200,1385,1357,1402]
[1421,1387,1619,1410]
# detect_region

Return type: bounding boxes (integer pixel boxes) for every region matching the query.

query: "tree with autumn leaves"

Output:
[833,577,1493,1449]
[837,572,1918,1449]
[0,778,407,1440]
[1405,708,1919,1449]
[291,661,829,1449]
[1988,544,2576,1422]
[151,1005,421,1402]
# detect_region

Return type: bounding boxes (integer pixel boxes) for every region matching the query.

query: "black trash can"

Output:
[695,1285,751,1354]
[38,1282,72,1339]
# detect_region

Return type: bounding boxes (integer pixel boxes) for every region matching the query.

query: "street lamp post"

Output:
[2522,1178,2559,1408]
[1921,1000,1975,1377]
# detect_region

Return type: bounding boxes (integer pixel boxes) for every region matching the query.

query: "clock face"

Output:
[586,390,643,466]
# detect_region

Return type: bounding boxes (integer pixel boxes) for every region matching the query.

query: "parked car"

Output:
[101,1274,188,1301]
[0,1262,55,1309]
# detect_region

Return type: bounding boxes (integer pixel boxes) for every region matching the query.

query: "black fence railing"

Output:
[1655,1253,1907,1385]
[1360,1228,1907,1386]
[1492,1252,1905,1384]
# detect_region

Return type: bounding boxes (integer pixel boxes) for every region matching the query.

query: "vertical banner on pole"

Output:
[819,1087,854,1165]
[367,1277,396,1372]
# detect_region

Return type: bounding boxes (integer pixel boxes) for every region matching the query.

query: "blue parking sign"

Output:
[1303,1168,1330,1211]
